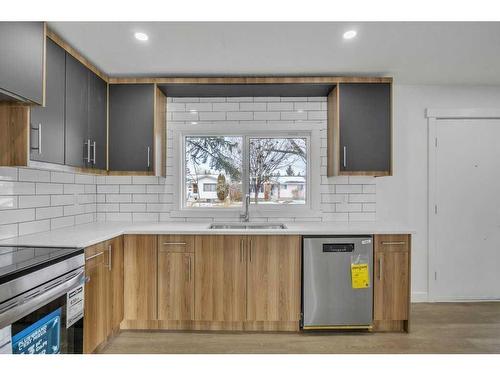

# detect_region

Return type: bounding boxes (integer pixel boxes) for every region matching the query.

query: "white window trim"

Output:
[169,123,321,218]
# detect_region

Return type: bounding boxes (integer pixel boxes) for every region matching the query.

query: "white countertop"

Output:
[0,221,414,248]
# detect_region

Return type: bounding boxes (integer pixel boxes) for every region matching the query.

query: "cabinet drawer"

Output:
[158,235,195,253]
[85,242,106,268]
[374,234,410,253]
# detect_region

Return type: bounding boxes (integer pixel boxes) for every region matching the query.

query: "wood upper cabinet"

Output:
[194,235,247,322]
[246,235,301,324]
[327,82,392,177]
[158,252,194,321]
[373,234,411,331]
[123,235,158,323]
[83,243,106,354]
[30,38,66,164]
[0,22,45,104]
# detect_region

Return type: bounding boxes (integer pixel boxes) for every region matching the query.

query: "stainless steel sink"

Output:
[209,223,287,230]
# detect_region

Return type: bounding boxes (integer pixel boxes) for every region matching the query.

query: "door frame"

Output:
[426,108,500,301]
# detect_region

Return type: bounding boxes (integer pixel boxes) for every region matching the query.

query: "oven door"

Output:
[0,268,85,354]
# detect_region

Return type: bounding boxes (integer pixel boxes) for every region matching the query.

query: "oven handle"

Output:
[0,269,85,329]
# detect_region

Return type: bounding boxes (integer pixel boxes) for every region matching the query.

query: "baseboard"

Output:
[411,292,429,303]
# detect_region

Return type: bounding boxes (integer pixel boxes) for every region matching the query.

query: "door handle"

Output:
[84,139,91,163]
[378,256,383,280]
[381,241,406,246]
[147,146,151,168]
[343,146,347,168]
[30,123,42,154]
[85,251,104,261]
[249,239,253,263]
[92,141,96,165]
[108,244,112,271]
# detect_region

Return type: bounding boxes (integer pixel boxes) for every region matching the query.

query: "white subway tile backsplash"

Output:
[36,183,62,195]
[253,111,280,120]
[335,185,363,194]
[267,102,293,111]
[18,195,50,208]
[227,111,253,120]
[0,167,18,181]
[1,181,36,195]
[0,223,18,240]
[0,196,18,209]
[185,103,213,112]
[50,171,75,184]
[19,219,50,236]
[63,184,85,194]
[349,212,376,221]
[51,216,75,229]
[132,194,159,203]
[120,185,146,194]
[19,169,50,183]
[51,195,75,206]
[239,102,266,111]
[36,206,63,220]
[212,102,240,112]
[106,194,132,203]
[199,112,226,121]
[0,209,35,225]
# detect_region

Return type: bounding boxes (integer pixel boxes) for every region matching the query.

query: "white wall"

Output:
[381,84,500,301]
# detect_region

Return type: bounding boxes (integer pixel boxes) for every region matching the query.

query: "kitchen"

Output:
[0,6,500,373]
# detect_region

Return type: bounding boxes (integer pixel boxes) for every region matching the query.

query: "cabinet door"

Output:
[30,38,65,164]
[105,236,124,333]
[83,245,106,354]
[246,236,301,323]
[194,235,246,322]
[123,235,157,322]
[374,251,409,321]
[87,71,107,170]
[0,22,44,104]
[339,83,391,174]
[65,53,88,168]
[158,252,194,321]
[109,84,154,172]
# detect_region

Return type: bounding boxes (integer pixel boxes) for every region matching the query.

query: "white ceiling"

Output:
[48,22,500,84]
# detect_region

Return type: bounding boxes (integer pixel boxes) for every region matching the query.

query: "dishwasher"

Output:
[302,236,373,330]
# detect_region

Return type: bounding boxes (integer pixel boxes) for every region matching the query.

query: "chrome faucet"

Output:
[240,194,250,222]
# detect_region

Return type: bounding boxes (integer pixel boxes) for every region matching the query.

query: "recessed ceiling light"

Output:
[343,30,357,40]
[191,122,198,125]
[134,32,149,41]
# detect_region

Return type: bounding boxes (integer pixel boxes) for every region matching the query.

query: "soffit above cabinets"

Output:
[157,83,336,97]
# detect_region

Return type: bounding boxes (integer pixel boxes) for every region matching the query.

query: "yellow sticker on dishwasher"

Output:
[351,263,370,289]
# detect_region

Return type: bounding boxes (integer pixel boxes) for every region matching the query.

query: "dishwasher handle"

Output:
[322,243,355,253]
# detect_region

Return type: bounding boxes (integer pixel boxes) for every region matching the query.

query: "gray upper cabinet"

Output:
[109,84,154,172]
[65,53,89,168]
[30,39,66,164]
[338,83,391,175]
[0,22,45,104]
[88,71,107,170]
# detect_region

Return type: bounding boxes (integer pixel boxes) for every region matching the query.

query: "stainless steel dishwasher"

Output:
[302,236,373,330]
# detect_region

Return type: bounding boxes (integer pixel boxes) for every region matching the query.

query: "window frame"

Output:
[171,123,321,218]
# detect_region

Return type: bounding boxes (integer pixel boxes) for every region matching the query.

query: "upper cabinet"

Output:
[30,38,66,164]
[327,82,392,177]
[87,71,107,170]
[0,22,45,104]
[108,84,166,175]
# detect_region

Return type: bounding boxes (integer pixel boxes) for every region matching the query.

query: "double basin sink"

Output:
[209,223,287,230]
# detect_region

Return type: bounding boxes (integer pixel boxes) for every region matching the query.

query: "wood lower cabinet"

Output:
[83,236,124,353]
[246,236,301,330]
[122,235,158,328]
[158,252,194,321]
[194,235,247,324]
[83,243,106,354]
[373,234,411,332]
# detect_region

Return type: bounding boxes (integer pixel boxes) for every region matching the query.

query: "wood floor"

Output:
[101,302,500,354]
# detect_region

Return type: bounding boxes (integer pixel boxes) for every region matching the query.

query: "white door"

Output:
[430,119,500,300]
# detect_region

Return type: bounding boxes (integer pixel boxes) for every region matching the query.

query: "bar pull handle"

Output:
[30,123,42,154]
[108,244,112,271]
[147,146,151,168]
[85,251,104,261]
[378,256,383,280]
[249,239,253,263]
[381,241,406,246]
[162,242,187,246]
[84,139,91,163]
[92,141,96,165]
[343,146,347,168]
[240,239,244,263]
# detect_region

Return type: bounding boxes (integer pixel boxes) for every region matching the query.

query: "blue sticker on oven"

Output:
[12,308,61,354]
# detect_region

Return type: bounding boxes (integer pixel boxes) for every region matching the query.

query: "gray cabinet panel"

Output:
[65,53,88,168]
[0,22,44,104]
[109,84,154,171]
[88,72,107,170]
[30,39,65,164]
[339,83,391,172]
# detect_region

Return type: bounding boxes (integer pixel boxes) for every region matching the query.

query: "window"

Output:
[183,135,308,208]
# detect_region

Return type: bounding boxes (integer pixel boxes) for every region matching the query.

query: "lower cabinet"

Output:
[373,234,411,332]
[158,250,195,322]
[246,235,301,329]
[122,235,158,328]
[83,236,124,353]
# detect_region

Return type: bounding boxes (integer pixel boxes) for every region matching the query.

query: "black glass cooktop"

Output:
[0,246,83,283]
